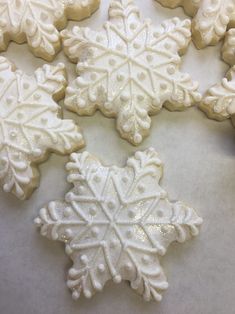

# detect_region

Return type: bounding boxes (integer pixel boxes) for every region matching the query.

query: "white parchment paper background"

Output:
[0,1,234,313]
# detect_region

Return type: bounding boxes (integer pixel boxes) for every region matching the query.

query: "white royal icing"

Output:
[156,0,235,48]
[62,0,201,145]
[35,148,203,301]
[0,57,84,200]
[0,0,100,60]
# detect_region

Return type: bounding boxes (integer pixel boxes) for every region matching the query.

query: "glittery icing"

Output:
[0,57,84,199]
[35,148,203,301]
[62,0,201,145]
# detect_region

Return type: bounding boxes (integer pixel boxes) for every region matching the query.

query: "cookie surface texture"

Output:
[0,0,100,60]
[62,0,201,145]
[35,148,203,301]
[156,0,235,48]
[0,57,84,200]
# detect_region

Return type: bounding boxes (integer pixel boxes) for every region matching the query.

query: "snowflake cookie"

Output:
[156,0,235,49]
[0,0,100,61]
[200,66,235,127]
[35,148,203,301]
[62,0,201,145]
[0,57,84,200]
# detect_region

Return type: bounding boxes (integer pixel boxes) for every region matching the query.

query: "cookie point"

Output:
[68,268,78,277]
[94,281,102,291]
[158,246,166,256]
[113,274,122,284]
[156,294,163,302]
[32,148,42,157]
[57,62,65,69]
[73,26,80,33]
[133,133,142,144]
[72,290,80,300]
[84,289,92,298]
[65,244,73,255]
[3,184,11,193]
[161,282,169,290]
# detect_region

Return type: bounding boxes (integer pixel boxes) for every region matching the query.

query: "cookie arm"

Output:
[155,0,200,16]
[65,0,100,21]
[192,0,234,48]
[62,26,101,63]
[33,63,84,154]
[200,66,235,121]
[222,28,235,66]
[23,18,60,61]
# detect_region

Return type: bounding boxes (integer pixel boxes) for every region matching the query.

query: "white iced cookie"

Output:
[200,66,235,127]
[0,57,84,200]
[0,0,100,61]
[156,0,235,49]
[62,0,201,146]
[35,148,203,301]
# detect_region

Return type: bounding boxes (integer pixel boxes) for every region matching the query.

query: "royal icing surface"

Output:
[62,0,201,145]
[0,0,100,60]
[0,57,84,200]
[156,0,235,49]
[35,148,203,301]
[200,66,235,126]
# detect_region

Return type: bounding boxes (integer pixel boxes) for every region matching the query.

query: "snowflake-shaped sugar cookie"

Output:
[0,0,100,61]
[62,0,201,145]
[35,148,203,301]
[0,57,84,200]
[156,0,235,49]
[200,66,235,127]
